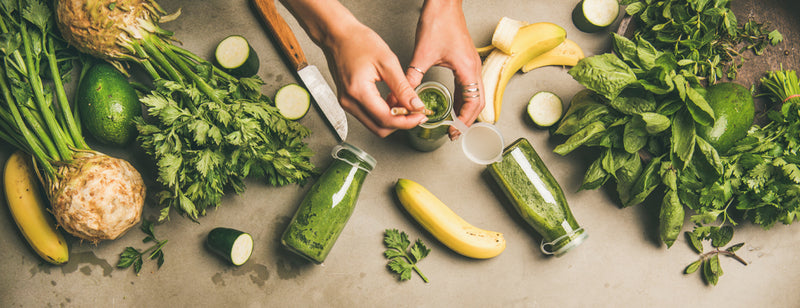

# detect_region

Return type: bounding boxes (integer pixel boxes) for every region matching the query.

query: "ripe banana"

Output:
[4,151,69,265]
[522,39,585,72]
[395,178,506,259]
[478,21,567,123]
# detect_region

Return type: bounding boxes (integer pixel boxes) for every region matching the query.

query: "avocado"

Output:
[696,82,754,153]
[77,63,140,146]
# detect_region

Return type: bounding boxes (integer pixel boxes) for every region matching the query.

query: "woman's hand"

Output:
[283,0,428,137]
[406,0,485,139]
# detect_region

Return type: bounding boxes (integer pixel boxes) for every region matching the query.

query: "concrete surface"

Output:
[1,0,799,307]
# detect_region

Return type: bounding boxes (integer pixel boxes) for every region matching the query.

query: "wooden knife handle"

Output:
[252,0,308,70]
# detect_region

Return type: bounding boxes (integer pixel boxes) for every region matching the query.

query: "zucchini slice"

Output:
[527,91,563,127]
[215,35,260,77]
[275,83,311,120]
[572,0,620,33]
[207,227,253,266]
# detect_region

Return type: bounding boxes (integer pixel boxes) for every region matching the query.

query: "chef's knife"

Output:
[252,0,348,141]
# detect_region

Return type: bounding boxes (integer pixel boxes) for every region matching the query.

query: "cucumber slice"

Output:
[572,0,620,33]
[207,227,253,266]
[527,91,563,127]
[215,35,260,77]
[275,84,311,120]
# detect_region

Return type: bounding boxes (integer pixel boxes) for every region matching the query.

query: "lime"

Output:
[77,63,140,146]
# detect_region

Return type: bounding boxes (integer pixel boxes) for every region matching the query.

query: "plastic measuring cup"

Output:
[419,109,505,165]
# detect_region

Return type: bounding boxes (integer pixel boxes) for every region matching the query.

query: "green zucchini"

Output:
[275,83,311,120]
[215,35,260,77]
[527,91,563,127]
[572,0,620,33]
[207,227,253,266]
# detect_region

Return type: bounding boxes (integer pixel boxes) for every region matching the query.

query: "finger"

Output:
[451,59,484,126]
[338,95,398,138]
[347,79,428,131]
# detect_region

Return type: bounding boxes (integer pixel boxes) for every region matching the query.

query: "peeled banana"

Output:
[395,178,506,259]
[478,20,567,123]
[4,151,69,265]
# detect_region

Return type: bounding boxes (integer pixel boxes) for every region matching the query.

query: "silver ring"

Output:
[463,87,479,93]
[408,65,425,75]
[463,93,481,99]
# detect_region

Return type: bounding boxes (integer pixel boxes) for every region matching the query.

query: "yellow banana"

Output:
[522,39,585,72]
[4,151,69,265]
[479,21,566,123]
[395,178,506,259]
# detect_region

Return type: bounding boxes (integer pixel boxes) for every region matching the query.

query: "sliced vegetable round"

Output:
[215,35,260,77]
[207,227,253,266]
[275,84,311,120]
[527,91,563,127]
[572,0,620,33]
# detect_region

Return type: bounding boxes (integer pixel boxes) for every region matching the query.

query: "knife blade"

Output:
[251,0,348,141]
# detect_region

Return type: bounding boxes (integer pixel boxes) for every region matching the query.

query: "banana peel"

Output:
[522,39,585,72]
[478,21,567,123]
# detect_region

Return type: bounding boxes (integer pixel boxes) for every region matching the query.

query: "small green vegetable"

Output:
[117,220,168,275]
[383,229,430,283]
[275,83,311,120]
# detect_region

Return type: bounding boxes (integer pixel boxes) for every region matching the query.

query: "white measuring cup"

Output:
[419,109,505,165]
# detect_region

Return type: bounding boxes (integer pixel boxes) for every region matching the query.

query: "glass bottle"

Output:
[281,143,376,263]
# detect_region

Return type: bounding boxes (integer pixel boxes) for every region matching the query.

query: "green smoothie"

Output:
[281,143,376,263]
[407,81,453,152]
[488,138,587,256]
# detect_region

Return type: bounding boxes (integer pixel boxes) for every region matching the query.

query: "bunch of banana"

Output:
[395,179,506,259]
[477,17,585,123]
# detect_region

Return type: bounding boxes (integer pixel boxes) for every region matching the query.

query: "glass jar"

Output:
[281,143,376,263]
[487,138,587,256]
[407,81,453,152]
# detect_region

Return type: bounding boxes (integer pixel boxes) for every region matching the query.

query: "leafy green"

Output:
[117,220,168,275]
[683,231,746,285]
[623,0,782,82]
[383,229,430,283]
[136,76,315,221]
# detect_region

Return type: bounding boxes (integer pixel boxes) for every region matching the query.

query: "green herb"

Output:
[683,228,746,286]
[117,220,168,275]
[135,76,316,221]
[383,229,430,283]
[620,0,782,82]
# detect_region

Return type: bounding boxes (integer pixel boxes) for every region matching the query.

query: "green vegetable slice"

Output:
[572,0,619,33]
[527,91,563,127]
[275,84,311,120]
[207,227,253,266]
[215,35,260,77]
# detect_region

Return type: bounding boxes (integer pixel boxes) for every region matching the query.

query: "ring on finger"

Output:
[408,65,425,75]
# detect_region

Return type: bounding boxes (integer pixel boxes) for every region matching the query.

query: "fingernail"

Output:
[411,97,425,109]
[418,117,428,125]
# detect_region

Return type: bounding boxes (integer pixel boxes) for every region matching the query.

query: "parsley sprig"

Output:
[117,220,168,275]
[383,229,430,283]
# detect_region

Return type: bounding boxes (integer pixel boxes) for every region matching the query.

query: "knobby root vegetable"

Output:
[50,151,145,243]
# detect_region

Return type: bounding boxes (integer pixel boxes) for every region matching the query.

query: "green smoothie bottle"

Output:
[281,143,376,263]
[407,81,453,152]
[488,138,587,256]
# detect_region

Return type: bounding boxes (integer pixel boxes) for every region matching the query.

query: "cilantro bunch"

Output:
[621,0,782,82]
